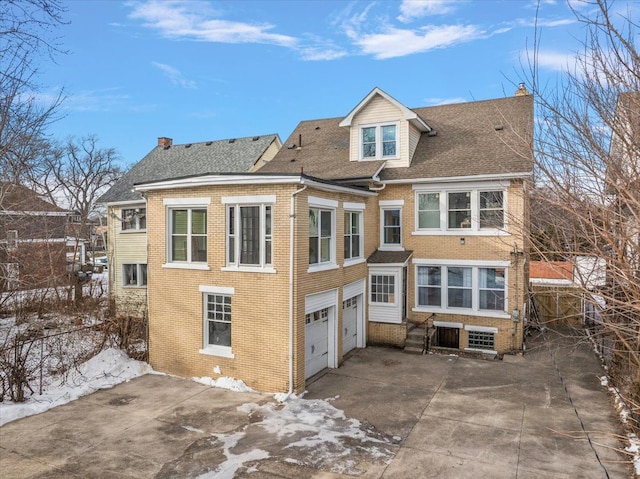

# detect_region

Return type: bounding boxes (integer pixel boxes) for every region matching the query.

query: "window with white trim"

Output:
[414,187,506,233]
[6,230,18,250]
[205,294,231,348]
[169,208,207,263]
[121,208,146,231]
[309,208,333,265]
[479,267,506,310]
[416,265,507,313]
[123,263,147,287]
[417,193,440,229]
[227,204,272,267]
[382,208,401,246]
[344,211,362,261]
[371,274,395,304]
[467,330,495,350]
[479,191,504,228]
[360,123,398,160]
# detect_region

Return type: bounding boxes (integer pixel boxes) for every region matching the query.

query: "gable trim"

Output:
[339,87,431,132]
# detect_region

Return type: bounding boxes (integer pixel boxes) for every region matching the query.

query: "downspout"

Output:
[369,174,386,192]
[283,183,307,401]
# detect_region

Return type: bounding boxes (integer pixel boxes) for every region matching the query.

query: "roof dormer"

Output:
[340,87,432,169]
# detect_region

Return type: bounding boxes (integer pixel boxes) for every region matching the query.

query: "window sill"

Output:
[412,306,510,319]
[378,245,404,252]
[411,230,510,236]
[464,347,498,355]
[343,258,365,268]
[162,263,210,271]
[120,229,147,234]
[122,285,147,289]
[199,346,235,359]
[307,263,339,273]
[370,302,398,308]
[221,266,277,274]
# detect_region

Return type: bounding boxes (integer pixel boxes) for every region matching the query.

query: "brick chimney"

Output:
[158,137,173,149]
[515,83,530,96]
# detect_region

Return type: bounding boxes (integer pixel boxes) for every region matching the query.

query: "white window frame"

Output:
[121,207,147,232]
[413,259,510,318]
[369,273,398,306]
[308,196,338,273]
[199,285,235,358]
[6,230,18,250]
[380,200,404,251]
[163,198,210,270]
[359,122,400,161]
[343,203,365,267]
[413,183,509,236]
[122,263,147,288]
[222,195,276,273]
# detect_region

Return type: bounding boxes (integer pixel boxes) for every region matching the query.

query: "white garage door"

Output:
[343,297,358,354]
[305,308,329,378]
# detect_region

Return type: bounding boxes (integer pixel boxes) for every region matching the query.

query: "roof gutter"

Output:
[381,171,532,185]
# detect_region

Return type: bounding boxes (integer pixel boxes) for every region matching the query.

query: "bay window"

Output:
[226,204,272,268]
[169,208,207,263]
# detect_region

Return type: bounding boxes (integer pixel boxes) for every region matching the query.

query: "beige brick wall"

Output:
[375,181,528,353]
[368,322,406,347]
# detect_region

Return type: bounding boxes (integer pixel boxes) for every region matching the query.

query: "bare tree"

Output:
[35,135,123,226]
[0,0,67,183]
[526,0,639,428]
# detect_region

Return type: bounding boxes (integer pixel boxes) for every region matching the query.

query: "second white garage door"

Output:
[305,308,329,378]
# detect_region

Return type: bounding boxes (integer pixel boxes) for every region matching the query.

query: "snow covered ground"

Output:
[0,347,152,427]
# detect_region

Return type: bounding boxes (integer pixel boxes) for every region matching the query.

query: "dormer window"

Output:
[360,123,398,160]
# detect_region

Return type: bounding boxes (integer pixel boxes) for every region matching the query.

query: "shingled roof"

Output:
[260,95,533,182]
[98,134,280,203]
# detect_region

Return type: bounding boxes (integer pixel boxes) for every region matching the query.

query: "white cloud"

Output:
[127,0,297,47]
[152,62,197,89]
[423,96,467,106]
[536,50,576,72]
[354,24,481,59]
[300,47,347,61]
[397,0,457,22]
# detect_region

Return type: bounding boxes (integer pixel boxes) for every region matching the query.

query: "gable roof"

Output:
[261,95,533,182]
[338,87,431,132]
[98,134,280,204]
[0,182,67,213]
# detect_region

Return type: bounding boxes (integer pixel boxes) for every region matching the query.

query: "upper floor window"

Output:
[121,208,146,231]
[309,208,333,265]
[380,200,404,250]
[344,211,362,261]
[360,123,398,160]
[308,196,338,271]
[227,204,272,268]
[6,230,18,250]
[414,187,506,234]
[169,208,207,263]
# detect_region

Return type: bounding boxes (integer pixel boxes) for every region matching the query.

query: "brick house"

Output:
[0,182,72,292]
[134,88,533,393]
[98,134,281,317]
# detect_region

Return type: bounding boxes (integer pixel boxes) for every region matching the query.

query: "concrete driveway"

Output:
[0,328,630,478]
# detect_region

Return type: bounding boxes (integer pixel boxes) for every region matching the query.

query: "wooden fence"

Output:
[530,284,583,325]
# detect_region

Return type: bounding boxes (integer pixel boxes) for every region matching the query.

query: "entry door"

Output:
[305,308,329,378]
[437,327,459,349]
[342,297,357,354]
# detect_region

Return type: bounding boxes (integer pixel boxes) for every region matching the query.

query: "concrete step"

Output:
[404,346,424,354]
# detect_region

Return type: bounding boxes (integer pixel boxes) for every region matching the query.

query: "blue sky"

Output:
[39,0,636,166]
